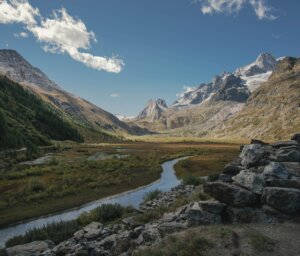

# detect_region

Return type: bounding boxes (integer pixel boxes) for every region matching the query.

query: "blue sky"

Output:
[0,0,299,116]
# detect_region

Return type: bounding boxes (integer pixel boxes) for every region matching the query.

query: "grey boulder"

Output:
[232,170,265,194]
[261,187,300,214]
[204,182,257,207]
[240,144,265,168]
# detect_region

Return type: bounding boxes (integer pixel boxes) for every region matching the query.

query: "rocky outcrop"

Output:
[204,134,300,224]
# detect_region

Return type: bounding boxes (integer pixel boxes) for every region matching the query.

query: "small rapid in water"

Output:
[0,157,186,247]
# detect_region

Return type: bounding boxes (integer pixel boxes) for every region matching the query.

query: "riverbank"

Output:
[3,135,299,255]
[0,142,239,227]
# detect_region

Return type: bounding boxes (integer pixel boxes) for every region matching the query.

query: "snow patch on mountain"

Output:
[173,53,277,107]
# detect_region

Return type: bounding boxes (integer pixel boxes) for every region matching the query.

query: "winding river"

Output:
[0,157,186,247]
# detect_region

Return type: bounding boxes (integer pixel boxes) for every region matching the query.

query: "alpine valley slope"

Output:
[0,49,145,142]
[216,57,300,141]
[129,53,300,140]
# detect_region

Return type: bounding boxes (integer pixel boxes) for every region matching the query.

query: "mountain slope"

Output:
[0,76,83,150]
[216,57,300,140]
[0,50,142,140]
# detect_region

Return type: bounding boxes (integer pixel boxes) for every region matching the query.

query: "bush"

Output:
[28,178,45,192]
[143,189,162,202]
[5,220,80,247]
[208,173,219,182]
[182,175,201,186]
[78,204,132,225]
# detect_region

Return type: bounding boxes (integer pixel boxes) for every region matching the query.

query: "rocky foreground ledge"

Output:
[5,134,300,256]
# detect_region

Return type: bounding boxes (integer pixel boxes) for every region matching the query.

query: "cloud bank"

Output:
[197,0,277,20]
[0,0,124,73]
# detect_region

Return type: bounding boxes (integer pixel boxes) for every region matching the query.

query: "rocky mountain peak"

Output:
[255,52,277,72]
[235,52,277,77]
[0,49,60,90]
[136,99,168,122]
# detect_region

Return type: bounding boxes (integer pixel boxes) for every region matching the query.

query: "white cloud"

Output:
[0,1,124,73]
[110,93,120,98]
[14,31,28,38]
[0,0,39,25]
[197,0,277,20]
[249,0,277,20]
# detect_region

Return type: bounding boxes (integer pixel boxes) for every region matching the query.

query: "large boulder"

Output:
[225,206,279,224]
[271,140,298,148]
[204,182,257,207]
[232,170,265,194]
[281,162,300,177]
[268,179,300,190]
[222,160,243,176]
[186,201,224,226]
[263,162,290,181]
[261,187,300,214]
[240,144,265,168]
[6,241,52,256]
[74,222,103,240]
[273,147,300,162]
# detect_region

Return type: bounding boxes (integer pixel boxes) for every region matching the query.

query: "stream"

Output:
[0,157,186,247]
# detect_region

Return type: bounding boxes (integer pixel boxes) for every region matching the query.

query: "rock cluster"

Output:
[206,134,300,223]
[139,184,195,212]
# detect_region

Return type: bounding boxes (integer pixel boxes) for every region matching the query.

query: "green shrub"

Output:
[143,189,162,202]
[5,220,80,247]
[28,178,45,192]
[182,175,201,186]
[78,204,132,225]
[208,173,219,182]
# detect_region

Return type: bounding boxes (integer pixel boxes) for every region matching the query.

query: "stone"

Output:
[158,222,187,234]
[271,140,298,148]
[267,179,300,190]
[122,216,140,228]
[6,241,51,256]
[274,148,300,162]
[232,170,265,194]
[222,163,243,176]
[96,234,117,250]
[204,182,258,207]
[225,206,279,224]
[240,144,265,168]
[113,239,131,254]
[219,173,233,182]
[136,227,161,246]
[82,222,103,240]
[291,133,300,143]
[185,201,224,226]
[199,200,225,214]
[281,162,300,177]
[261,187,300,214]
[251,139,268,145]
[263,162,290,181]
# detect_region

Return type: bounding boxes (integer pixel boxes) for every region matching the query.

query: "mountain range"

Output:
[0,50,298,147]
[127,53,300,140]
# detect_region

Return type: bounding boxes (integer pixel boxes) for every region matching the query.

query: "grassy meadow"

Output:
[0,141,239,227]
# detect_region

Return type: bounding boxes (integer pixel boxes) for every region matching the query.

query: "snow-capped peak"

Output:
[172,52,278,107]
[235,52,277,77]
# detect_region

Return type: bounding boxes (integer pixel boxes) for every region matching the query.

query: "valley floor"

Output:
[0,142,239,227]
